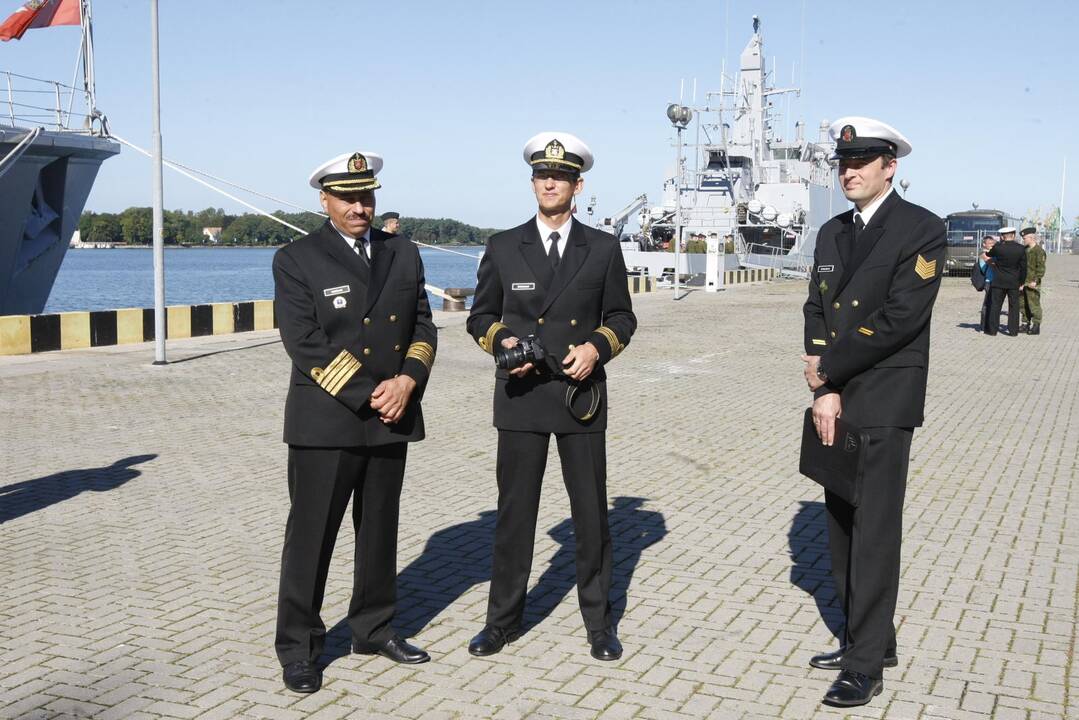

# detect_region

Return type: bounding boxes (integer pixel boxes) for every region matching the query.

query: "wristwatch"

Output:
[815,359,828,383]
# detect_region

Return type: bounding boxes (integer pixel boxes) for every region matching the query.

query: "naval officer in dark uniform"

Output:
[466,132,636,661]
[984,226,1027,336]
[273,151,437,693]
[801,118,946,707]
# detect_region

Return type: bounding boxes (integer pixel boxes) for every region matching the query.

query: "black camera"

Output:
[494,334,547,371]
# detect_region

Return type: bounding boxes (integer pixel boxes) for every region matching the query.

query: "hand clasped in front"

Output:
[369,375,416,424]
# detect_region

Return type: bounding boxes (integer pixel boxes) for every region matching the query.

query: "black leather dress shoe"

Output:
[282,660,321,694]
[822,670,883,707]
[809,647,898,670]
[588,627,623,661]
[468,625,520,657]
[352,634,430,664]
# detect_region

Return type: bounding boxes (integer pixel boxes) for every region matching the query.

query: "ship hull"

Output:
[0,127,120,316]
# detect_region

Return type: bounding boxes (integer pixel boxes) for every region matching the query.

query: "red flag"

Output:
[0,0,80,42]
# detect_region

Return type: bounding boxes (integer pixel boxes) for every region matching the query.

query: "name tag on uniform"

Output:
[817,265,835,273]
[511,282,536,291]
[323,285,351,297]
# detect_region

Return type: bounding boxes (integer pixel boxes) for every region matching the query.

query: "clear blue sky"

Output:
[3,0,1076,230]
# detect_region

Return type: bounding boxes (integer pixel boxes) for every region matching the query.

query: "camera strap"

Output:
[564,380,601,422]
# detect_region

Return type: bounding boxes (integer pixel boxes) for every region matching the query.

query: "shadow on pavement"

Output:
[319,496,668,664]
[167,338,281,364]
[320,509,498,666]
[521,495,668,635]
[0,454,157,524]
[789,500,843,640]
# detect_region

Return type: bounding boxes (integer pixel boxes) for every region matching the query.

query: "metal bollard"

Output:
[442,287,475,312]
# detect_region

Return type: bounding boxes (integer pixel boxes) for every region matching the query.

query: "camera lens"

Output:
[495,345,523,370]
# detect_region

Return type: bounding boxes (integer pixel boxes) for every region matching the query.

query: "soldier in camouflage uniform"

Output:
[1020,227,1046,335]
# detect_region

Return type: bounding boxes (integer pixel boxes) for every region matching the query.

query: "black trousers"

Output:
[824,426,912,678]
[986,286,1020,335]
[486,430,612,632]
[275,444,406,666]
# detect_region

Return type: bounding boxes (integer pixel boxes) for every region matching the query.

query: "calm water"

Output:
[44,246,484,313]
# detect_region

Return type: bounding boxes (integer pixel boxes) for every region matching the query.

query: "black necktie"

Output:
[356,239,370,267]
[547,231,561,268]
[854,215,865,240]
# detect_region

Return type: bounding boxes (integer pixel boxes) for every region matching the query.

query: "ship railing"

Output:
[742,243,811,279]
[0,70,97,134]
[743,242,784,269]
[782,252,813,279]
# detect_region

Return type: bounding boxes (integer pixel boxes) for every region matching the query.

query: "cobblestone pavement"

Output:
[2,257,1077,720]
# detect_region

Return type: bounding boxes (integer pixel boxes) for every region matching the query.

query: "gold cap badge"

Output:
[347,153,368,173]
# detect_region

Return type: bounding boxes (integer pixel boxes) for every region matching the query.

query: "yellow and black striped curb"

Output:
[724,268,776,284]
[0,300,277,356]
[628,276,655,293]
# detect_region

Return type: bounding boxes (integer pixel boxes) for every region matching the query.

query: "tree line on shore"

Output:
[78,207,499,246]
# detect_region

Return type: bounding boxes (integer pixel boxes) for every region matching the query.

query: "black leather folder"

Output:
[799,408,870,506]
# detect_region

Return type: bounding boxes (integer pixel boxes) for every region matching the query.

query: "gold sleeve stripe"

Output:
[324,357,361,397]
[319,349,361,397]
[319,349,356,387]
[481,321,509,355]
[857,327,875,337]
[405,341,435,370]
[811,338,827,346]
[595,325,624,357]
[914,255,937,280]
[321,357,360,397]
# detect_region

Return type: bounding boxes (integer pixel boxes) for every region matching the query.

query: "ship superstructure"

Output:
[612,16,844,279]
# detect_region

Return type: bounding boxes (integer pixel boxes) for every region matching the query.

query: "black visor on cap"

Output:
[530,150,584,172]
[834,138,897,159]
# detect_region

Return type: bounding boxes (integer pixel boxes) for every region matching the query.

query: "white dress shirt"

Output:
[535,215,572,257]
[854,187,894,228]
[331,221,371,259]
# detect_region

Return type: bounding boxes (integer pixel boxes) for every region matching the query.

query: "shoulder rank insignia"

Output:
[914,254,937,280]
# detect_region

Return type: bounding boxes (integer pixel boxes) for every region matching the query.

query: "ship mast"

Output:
[78,0,100,132]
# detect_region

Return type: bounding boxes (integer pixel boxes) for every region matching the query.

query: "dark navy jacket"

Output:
[803,191,946,428]
[467,217,636,433]
[273,222,436,447]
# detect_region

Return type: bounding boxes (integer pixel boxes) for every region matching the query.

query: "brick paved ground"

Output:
[1,257,1076,720]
